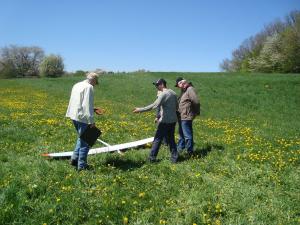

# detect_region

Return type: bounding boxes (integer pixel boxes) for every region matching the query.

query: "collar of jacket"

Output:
[183,85,192,92]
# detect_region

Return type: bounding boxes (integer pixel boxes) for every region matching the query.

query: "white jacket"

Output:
[66,80,94,124]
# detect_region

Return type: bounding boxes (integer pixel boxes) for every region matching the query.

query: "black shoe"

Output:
[187,151,194,158]
[148,158,159,163]
[70,159,78,167]
[78,164,93,171]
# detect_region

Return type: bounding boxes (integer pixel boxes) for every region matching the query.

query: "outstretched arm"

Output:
[133,93,164,113]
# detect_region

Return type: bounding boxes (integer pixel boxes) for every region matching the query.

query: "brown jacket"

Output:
[178,86,200,120]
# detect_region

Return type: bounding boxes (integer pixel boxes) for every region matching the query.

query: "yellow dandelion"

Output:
[123,216,128,224]
[215,219,221,225]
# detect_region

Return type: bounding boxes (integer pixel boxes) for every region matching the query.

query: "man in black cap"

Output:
[175,77,184,88]
[133,78,178,163]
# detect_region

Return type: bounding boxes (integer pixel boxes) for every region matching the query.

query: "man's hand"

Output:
[94,107,104,115]
[133,108,140,113]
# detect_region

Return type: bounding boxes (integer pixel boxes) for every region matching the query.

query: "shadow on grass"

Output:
[47,143,224,169]
[46,150,146,171]
[178,143,225,162]
[104,157,145,171]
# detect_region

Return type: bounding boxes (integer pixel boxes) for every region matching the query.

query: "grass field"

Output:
[0,72,299,225]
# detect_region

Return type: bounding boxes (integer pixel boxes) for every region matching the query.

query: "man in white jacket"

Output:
[66,72,101,170]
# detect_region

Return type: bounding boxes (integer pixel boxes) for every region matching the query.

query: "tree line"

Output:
[220,10,300,73]
[0,45,64,78]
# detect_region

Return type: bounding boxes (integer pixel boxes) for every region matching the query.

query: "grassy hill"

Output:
[0,73,299,225]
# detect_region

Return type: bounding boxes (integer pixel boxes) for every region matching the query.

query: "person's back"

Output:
[179,85,200,120]
[66,80,94,124]
[160,89,178,124]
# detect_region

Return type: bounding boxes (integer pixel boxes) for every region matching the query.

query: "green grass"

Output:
[0,72,299,225]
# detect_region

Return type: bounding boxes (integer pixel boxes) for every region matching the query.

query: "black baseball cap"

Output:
[175,77,184,87]
[153,78,167,86]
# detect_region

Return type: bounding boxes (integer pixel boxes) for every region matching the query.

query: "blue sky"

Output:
[0,0,299,72]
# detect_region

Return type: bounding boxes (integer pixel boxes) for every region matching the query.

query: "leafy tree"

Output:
[249,35,283,72]
[39,54,64,77]
[220,59,233,72]
[0,45,44,77]
[220,10,300,73]
[279,17,300,72]
[73,70,87,77]
[0,61,17,78]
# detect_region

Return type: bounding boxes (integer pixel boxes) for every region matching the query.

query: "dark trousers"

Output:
[150,122,178,162]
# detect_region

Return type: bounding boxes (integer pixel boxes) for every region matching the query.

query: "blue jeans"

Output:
[150,122,178,163]
[71,120,90,169]
[177,120,194,153]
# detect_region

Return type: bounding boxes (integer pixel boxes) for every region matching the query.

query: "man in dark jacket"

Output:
[175,77,200,155]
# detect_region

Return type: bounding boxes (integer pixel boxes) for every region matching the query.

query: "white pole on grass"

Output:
[97,139,124,154]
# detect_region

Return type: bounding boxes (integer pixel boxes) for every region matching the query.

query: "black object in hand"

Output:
[80,126,102,147]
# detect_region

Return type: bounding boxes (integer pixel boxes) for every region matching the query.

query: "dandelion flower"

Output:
[123,216,128,224]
